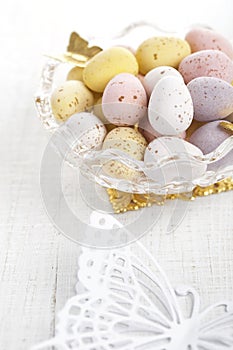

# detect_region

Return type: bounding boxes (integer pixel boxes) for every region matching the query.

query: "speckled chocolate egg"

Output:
[186,120,206,141]
[148,76,193,135]
[56,112,107,154]
[178,49,233,84]
[137,74,147,90]
[67,66,84,81]
[187,77,233,122]
[102,73,147,126]
[189,120,233,170]
[50,80,94,122]
[144,136,206,184]
[102,127,147,180]
[185,27,233,59]
[225,113,233,122]
[83,47,139,92]
[144,66,183,96]
[93,97,116,131]
[136,37,191,75]
[139,114,186,142]
[139,114,160,142]
[93,97,108,123]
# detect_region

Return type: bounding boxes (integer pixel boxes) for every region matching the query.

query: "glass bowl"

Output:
[35,22,233,196]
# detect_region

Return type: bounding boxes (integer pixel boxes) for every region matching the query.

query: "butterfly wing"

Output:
[197,301,233,349]
[33,245,233,350]
[67,32,102,58]
[75,246,184,349]
[32,245,184,350]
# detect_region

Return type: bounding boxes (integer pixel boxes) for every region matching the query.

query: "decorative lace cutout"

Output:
[32,243,233,350]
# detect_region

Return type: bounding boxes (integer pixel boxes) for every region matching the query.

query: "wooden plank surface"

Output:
[0,1,232,349]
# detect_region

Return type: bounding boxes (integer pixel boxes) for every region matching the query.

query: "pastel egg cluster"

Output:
[50,27,233,182]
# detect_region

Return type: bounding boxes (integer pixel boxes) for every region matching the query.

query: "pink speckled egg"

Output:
[185,27,233,59]
[189,120,233,170]
[187,77,233,122]
[102,73,147,126]
[178,50,233,84]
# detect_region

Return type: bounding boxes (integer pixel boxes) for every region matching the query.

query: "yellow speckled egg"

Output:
[83,47,139,92]
[93,97,107,122]
[51,80,94,122]
[67,66,84,81]
[102,127,147,180]
[93,92,102,104]
[93,97,116,132]
[136,37,191,75]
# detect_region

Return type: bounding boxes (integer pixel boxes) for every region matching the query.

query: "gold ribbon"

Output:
[107,178,233,213]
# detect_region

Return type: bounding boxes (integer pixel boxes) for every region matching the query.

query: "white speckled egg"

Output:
[139,114,186,142]
[56,112,107,154]
[148,76,193,135]
[102,127,147,180]
[144,66,183,96]
[102,73,147,126]
[144,136,206,184]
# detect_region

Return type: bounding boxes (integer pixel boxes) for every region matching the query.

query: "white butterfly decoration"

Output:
[32,243,233,350]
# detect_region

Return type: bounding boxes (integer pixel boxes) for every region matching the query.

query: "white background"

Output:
[0,0,232,349]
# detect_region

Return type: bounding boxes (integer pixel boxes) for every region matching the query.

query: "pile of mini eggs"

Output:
[50,27,233,184]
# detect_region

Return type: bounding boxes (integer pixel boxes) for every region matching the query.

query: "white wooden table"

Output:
[0,1,232,349]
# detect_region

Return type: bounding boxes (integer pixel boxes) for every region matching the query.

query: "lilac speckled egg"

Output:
[185,27,233,59]
[144,136,206,184]
[102,73,147,126]
[187,77,233,122]
[148,76,193,135]
[189,120,233,170]
[178,50,233,84]
[144,66,183,96]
